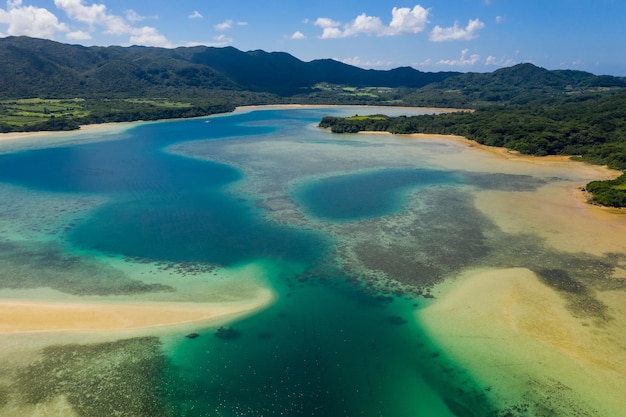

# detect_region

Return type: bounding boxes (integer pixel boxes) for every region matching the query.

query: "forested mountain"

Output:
[2,36,625,101]
[0,36,459,98]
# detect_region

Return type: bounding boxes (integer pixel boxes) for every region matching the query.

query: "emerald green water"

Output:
[0,107,536,416]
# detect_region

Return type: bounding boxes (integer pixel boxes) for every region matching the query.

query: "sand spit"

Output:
[0,289,273,333]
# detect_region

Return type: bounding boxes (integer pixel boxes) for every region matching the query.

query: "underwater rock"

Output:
[215,326,240,340]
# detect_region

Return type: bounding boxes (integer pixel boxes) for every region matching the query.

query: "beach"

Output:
[0,289,273,333]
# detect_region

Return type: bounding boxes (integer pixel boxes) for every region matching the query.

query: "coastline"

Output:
[0,122,138,142]
[234,104,470,113]
[0,105,467,143]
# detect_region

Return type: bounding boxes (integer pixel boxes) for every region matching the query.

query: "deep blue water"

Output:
[0,109,495,416]
[295,168,462,220]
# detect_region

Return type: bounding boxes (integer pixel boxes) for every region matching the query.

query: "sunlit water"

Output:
[1,107,622,416]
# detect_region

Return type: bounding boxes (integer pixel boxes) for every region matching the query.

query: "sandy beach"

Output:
[0,288,273,333]
[0,122,136,142]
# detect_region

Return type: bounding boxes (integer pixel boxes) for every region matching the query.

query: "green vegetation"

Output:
[0,97,236,132]
[320,90,626,207]
[585,174,626,207]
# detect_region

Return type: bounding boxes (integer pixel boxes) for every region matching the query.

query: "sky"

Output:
[1,0,625,76]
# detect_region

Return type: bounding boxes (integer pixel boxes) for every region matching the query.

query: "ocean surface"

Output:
[0,107,621,416]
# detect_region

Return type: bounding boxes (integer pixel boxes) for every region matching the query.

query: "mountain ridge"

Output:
[3,36,624,101]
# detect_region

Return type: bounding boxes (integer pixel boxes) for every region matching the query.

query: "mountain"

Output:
[1,36,625,103]
[0,36,460,98]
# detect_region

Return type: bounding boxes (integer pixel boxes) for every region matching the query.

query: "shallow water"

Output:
[0,107,624,416]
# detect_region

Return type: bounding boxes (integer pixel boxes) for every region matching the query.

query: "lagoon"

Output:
[0,106,625,416]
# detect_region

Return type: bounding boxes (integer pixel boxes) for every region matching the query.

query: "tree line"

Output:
[319,90,626,207]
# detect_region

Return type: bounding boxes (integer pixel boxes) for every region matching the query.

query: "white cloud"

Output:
[188,11,202,19]
[125,9,149,22]
[495,15,503,24]
[208,33,233,47]
[67,29,91,39]
[340,56,393,69]
[0,0,69,38]
[215,19,232,31]
[438,49,481,66]
[429,18,485,42]
[53,0,171,46]
[54,0,121,30]
[237,21,247,26]
[129,26,169,47]
[315,5,430,38]
[485,55,515,66]
[388,6,430,34]
[291,31,305,40]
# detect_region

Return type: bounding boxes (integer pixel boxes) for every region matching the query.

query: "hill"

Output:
[0,36,459,98]
[3,36,625,103]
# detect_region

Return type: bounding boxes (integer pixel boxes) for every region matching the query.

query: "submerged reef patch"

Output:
[11,337,169,417]
[0,240,173,295]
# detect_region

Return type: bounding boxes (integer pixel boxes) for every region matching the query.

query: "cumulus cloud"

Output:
[389,6,430,34]
[188,11,202,19]
[438,49,480,66]
[53,0,171,46]
[0,0,69,38]
[429,18,485,42]
[315,5,430,38]
[54,0,127,34]
[291,31,305,40]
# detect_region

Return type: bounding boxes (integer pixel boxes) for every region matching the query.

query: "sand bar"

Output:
[0,289,273,333]
[418,268,626,415]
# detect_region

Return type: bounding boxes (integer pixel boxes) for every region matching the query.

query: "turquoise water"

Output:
[0,108,499,416]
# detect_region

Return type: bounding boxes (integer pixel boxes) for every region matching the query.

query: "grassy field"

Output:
[0,98,89,128]
[345,115,389,121]
[0,98,195,131]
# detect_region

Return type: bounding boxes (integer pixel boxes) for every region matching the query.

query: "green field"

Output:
[0,98,89,128]
[0,98,204,132]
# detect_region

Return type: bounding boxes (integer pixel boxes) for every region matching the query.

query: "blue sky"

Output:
[1,0,625,75]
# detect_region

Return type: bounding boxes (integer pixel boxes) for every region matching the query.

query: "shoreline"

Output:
[0,121,138,142]
[359,130,624,212]
[0,289,274,334]
[0,105,468,142]
[234,103,470,113]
